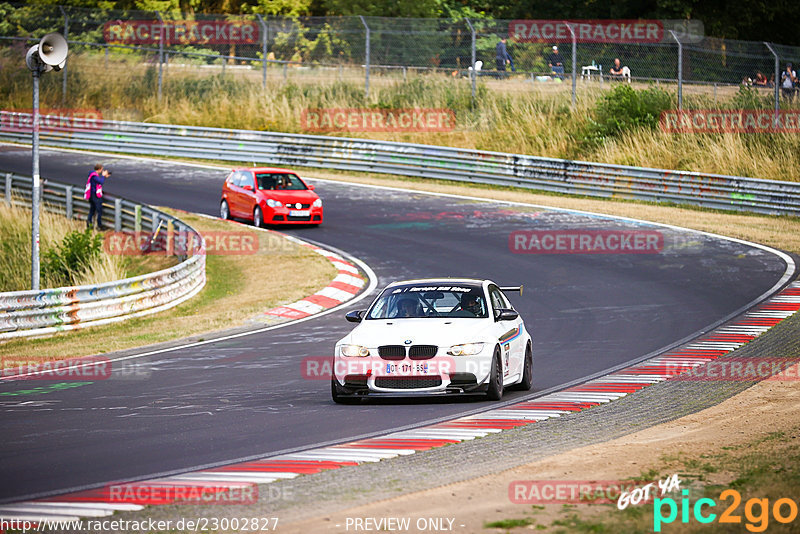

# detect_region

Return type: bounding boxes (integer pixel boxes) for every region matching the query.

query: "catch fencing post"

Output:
[257,14,268,88]
[764,42,780,128]
[156,11,164,101]
[359,15,370,98]
[566,22,576,107]
[669,30,682,111]
[59,6,69,105]
[465,18,476,107]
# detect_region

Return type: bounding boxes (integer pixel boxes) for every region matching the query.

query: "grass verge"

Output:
[0,201,145,291]
[0,210,337,363]
[487,421,800,533]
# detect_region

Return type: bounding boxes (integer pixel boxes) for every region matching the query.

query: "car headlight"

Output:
[340,344,370,357]
[266,198,281,208]
[447,342,484,356]
[312,198,322,208]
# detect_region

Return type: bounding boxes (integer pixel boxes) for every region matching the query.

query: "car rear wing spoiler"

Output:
[500,285,523,295]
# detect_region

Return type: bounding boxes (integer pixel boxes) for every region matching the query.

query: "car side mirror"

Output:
[242,185,253,191]
[307,184,315,190]
[345,310,364,323]
[494,308,519,321]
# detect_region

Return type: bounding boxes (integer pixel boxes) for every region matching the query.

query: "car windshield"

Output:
[256,173,307,191]
[366,283,488,319]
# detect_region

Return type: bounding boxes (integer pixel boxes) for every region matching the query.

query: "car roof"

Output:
[232,167,299,174]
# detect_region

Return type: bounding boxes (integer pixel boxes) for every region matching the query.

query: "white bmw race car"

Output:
[332,278,533,403]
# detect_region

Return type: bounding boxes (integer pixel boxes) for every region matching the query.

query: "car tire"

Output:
[254,206,264,228]
[486,347,504,401]
[220,200,230,220]
[331,379,358,404]
[512,343,533,391]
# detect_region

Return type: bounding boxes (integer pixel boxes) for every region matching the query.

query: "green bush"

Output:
[583,84,673,145]
[42,228,102,286]
[731,84,772,110]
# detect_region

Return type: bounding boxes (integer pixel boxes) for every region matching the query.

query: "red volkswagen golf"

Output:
[220,167,323,226]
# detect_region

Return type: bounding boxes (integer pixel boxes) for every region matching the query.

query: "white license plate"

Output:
[384,362,432,374]
[289,210,310,217]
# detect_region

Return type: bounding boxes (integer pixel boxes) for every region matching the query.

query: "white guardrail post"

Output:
[0,112,798,216]
[0,173,206,339]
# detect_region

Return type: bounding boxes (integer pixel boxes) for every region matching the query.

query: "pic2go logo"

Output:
[654,489,799,532]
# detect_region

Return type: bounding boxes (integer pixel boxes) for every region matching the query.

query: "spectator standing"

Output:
[547,45,564,79]
[85,164,108,230]
[780,63,796,100]
[496,37,512,75]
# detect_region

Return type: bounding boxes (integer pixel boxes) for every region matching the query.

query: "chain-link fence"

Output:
[1,4,799,110]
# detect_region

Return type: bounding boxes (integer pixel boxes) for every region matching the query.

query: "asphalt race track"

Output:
[0,145,792,502]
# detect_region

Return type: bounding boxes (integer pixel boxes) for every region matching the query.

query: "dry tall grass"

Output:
[2,49,799,182]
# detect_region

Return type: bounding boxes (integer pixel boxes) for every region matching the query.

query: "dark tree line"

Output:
[21,0,800,45]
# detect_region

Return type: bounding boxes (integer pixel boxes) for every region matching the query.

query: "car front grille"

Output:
[378,345,406,360]
[285,203,311,209]
[409,345,437,359]
[287,215,312,222]
[374,376,443,389]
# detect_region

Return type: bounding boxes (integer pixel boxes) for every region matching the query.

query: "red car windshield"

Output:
[256,173,307,191]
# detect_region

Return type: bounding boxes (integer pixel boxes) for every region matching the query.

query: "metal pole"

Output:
[566,23,576,107]
[31,67,41,290]
[359,16,370,98]
[257,14,268,89]
[465,18,476,107]
[764,42,780,128]
[59,6,68,106]
[669,30,682,111]
[156,11,164,101]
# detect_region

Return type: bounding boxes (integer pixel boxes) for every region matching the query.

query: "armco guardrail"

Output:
[1,112,799,216]
[0,172,206,339]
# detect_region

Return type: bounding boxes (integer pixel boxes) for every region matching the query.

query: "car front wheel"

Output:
[486,347,504,401]
[254,206,264,228]
[220,200,230,220]
[512,343,533,391]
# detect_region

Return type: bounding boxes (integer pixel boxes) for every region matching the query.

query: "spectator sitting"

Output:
[547,45,564,79]
[609,58,624,80]
[754,71,768,87]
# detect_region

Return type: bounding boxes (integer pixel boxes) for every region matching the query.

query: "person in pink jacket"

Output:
[85,164,109,230]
